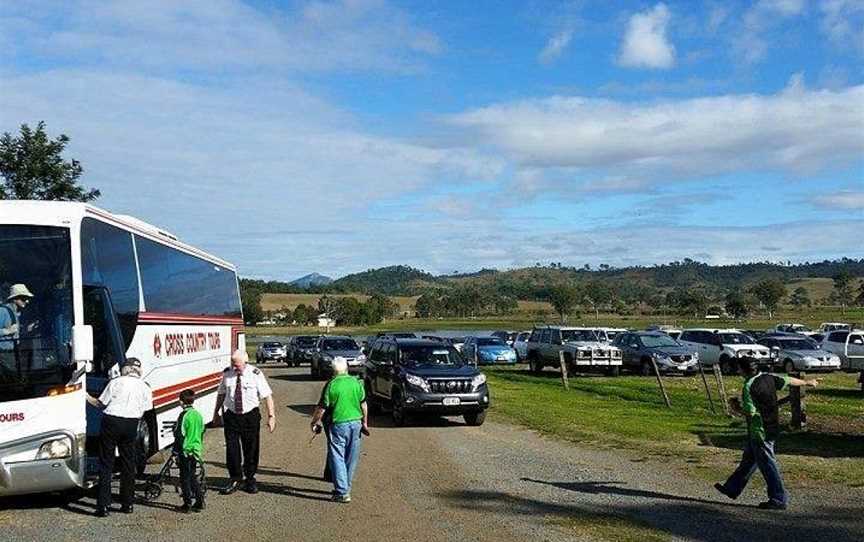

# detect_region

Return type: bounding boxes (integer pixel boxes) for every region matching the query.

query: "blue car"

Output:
[462,336,518,365]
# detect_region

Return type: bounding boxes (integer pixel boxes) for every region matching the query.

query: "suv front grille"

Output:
[428,379,473,394]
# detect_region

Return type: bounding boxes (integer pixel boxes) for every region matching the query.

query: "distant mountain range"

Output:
[289,272,333,288]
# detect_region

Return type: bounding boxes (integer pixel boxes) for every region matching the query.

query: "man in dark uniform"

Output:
[213,350,276,494]
[715,358,819,510]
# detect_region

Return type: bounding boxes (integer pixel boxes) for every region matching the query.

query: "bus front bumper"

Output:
[0,431,86,497]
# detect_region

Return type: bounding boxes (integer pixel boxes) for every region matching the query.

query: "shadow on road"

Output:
[521,478,735,507]
[272,373,319,383]
[438,488,864,542]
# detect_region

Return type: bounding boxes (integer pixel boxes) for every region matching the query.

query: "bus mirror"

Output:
[72,325,94,363]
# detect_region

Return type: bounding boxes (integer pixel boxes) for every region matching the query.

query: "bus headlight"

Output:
[36,436,73,459]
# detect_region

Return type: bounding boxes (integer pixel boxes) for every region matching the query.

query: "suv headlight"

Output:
[405,373,430,393]
[471,373,487,391]
[37,436,73,460]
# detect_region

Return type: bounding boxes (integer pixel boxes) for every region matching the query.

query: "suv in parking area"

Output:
[613,331,698,375]
[311,336,366,378]
[289,335,320,365]
[363,338,489,426]
[256,341,287,364]
[678,329,775,374]
[820,330,864,371]
[525,326,622,376]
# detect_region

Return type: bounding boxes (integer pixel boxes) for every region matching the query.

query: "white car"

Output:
[597,327,628,343]
[821,330,864,371]
[774,323,818,337]
[678,328,775,373]
[512,331,531,361]
[818,322,851,334]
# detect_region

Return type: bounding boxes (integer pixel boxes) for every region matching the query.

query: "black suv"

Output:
[363,338,489,426]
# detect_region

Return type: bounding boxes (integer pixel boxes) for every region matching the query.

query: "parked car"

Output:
[774,323,817,337]
[821,330,864,371]
[819,322,851,334]
[363,338,489,426]
[646,325,682,340]
[451,337,466,353]
[311,336,366,379]
[256,341,287,364]
[613,331,699,375]
[512,331,531,361]
[491,330,518,346]
[678,329,775,374]
[525,326,621,376]
[461,336,518,365]
[758,335,841,373]
[289,335,321,366]
[598,327,628,343]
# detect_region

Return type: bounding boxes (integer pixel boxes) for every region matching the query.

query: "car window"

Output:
[680,331,694,342]
[539,329,550,343]
[828,331,849,342]
[851,334,864,345]
[550,329,561,344]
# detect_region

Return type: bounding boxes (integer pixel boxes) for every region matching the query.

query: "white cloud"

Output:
[538,30,574,65]
[447,80,864,190]
[820,0,864,54]
[812,191,864,210]
[736,0,807,63]
[617,3,675,69]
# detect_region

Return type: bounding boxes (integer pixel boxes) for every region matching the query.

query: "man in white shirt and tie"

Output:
[86,357,152,517]
[213,350,276,495]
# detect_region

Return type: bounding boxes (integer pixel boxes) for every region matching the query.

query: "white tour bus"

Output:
[0,201,244,497]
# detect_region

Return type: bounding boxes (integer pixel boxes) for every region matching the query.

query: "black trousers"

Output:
[98,415,139,509]
[223,408,260,481]
[178,454,203,505]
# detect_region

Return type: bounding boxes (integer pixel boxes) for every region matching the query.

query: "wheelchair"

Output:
[140,450,207,502]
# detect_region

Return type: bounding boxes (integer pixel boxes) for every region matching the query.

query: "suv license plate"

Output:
[443,397,461,406]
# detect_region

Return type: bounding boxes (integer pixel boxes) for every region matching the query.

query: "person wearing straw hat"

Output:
[0,284,34,375]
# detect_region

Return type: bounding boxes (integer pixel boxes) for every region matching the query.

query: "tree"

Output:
[789,287,811,308]
[0,122,100,202]
[582,280,613,320]
[750,278,786,319]
[857,281,864,307]
[833,269,854,313]
[548,285,580,323]
[725,291,752,319]
[240,286,263,325]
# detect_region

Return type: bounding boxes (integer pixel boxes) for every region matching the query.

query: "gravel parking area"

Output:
[1,365,861,541]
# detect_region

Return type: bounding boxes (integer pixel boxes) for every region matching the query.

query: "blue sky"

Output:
[1,0,862,280]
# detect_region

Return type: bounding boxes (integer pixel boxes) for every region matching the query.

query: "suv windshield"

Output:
[561,329,601,342]
[263,342,282,348]
[296,337,318,347]
[778,339,818,350]
[0,226,74,402]
[640,334,680,348]
[477,338,506,346]
[718,333,756,345]
[399,345,464,366]
[322,339,359,351]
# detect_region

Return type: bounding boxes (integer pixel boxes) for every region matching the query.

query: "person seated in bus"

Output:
[0,284,34,374]
[175,389,206,513]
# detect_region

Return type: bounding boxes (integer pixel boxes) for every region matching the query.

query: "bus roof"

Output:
[0,200,236,271]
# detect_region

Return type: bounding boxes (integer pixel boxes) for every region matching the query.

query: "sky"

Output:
[1,0,862,280]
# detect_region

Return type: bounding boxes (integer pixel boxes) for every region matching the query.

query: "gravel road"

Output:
[2,365,861,542]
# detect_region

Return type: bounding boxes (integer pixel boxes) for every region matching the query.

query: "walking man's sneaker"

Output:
[178,503,193,514]
[244,478,259,494]
[333,494,351,503]
[714,482,736,500]
[192,500,205,512]
[221,479,241,495]
[758,500,787,510]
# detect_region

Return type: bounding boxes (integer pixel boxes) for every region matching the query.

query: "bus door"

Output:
[82,285,127,445]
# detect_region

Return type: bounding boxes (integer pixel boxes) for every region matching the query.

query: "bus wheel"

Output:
[135,418,154,476]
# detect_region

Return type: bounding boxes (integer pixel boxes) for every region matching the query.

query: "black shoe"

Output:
[192,500,206,512]
[120,504,134,514]
[244,479,258,494]
[95,507,110,518]
[758,500,787,510]
[221,479,241,495]
[178,503,193,514]
[714,483,737,500]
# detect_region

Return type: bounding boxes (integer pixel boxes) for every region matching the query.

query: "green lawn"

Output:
[484,367,864,487]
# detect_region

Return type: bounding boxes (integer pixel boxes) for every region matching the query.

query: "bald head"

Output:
[231,350,248,372]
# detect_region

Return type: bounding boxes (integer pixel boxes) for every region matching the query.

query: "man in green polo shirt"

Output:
[715,358,819,510]
[311,358,369,503]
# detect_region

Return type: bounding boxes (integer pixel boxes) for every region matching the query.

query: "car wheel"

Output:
[464,410,486,426]
[640,359,652,376]
[391,390,409,427]
[719,356,733,375]
[784,360,796,374]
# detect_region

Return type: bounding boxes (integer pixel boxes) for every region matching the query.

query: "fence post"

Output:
[697,360,716,414]
[791,370,806,429]
[650,357,672,408]
[712,364,730,416]
[558,350,570,390]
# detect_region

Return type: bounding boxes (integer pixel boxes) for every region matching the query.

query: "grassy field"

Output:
[484,366,864,487]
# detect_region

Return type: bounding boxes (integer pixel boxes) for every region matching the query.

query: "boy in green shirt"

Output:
[175,389,205,513]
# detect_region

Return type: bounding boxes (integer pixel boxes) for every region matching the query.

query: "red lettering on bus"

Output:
[0,412,25,423]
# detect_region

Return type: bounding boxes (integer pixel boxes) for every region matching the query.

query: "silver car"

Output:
[311,336,366,379]
[759,335,841,373]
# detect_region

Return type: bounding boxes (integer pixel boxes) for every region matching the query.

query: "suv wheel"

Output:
[529,355,543,374]
[784,359,796,374]
[391,390,409,427]
[464,410,486,426]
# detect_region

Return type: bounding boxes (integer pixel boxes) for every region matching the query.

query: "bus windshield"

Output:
[0,226,74,402]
